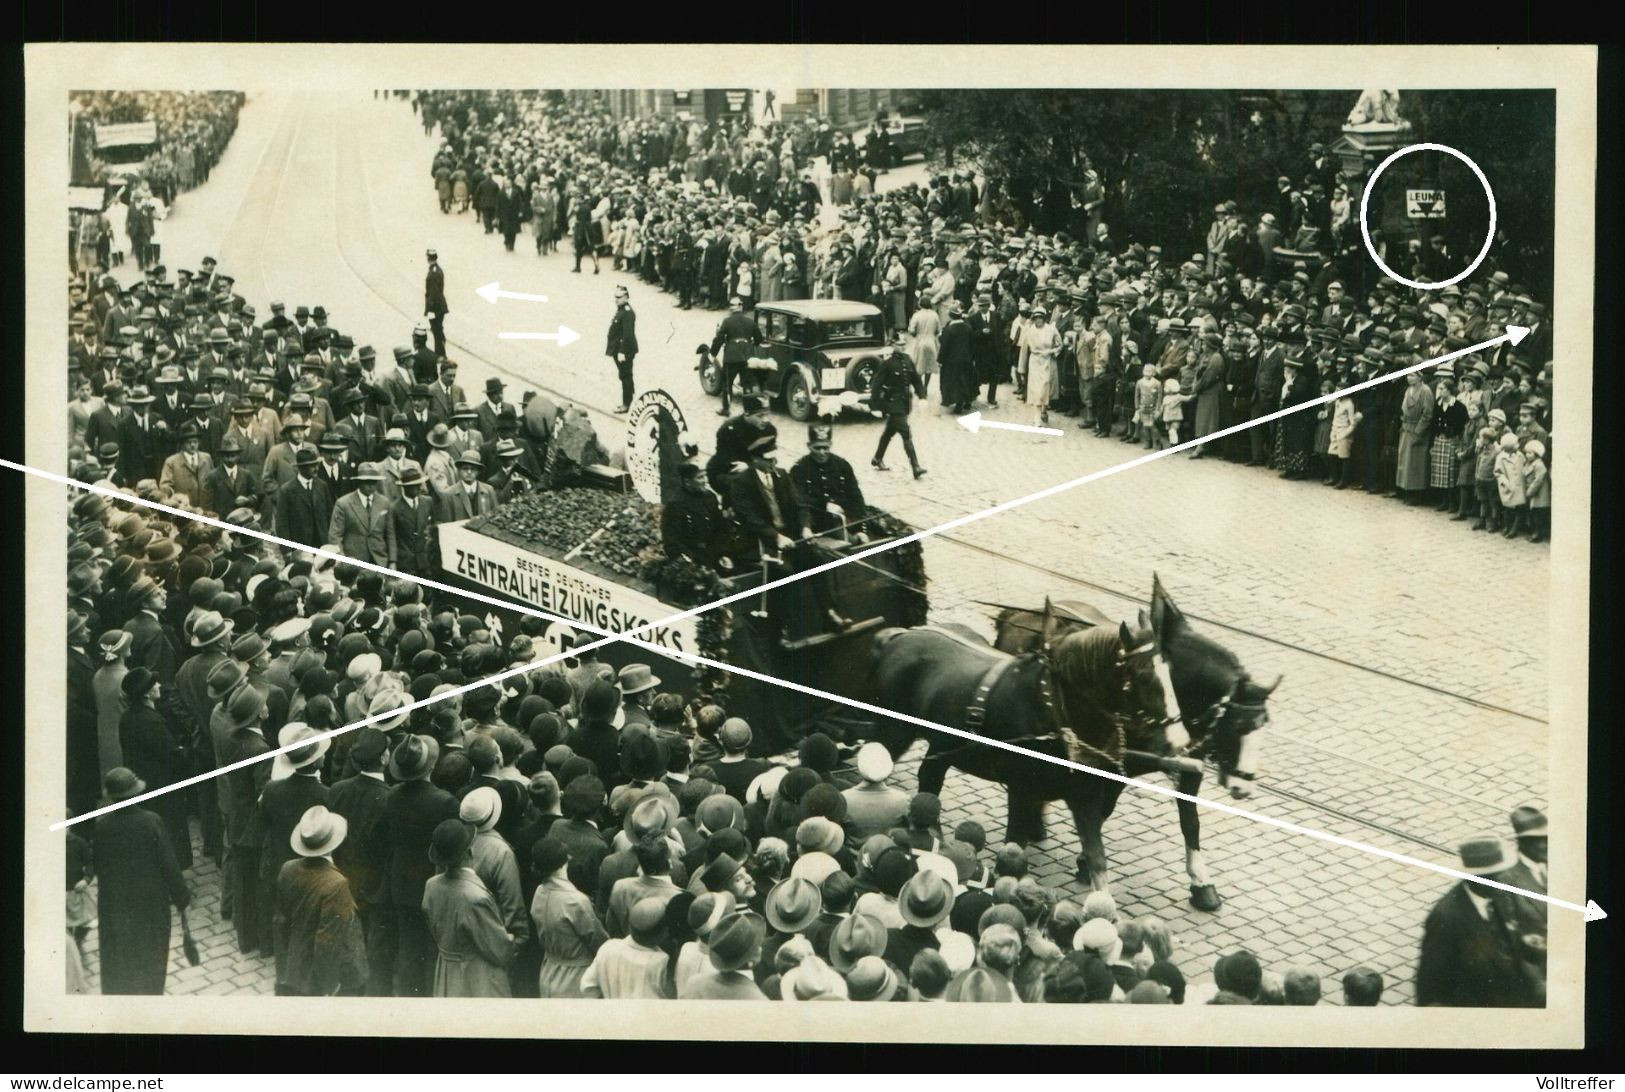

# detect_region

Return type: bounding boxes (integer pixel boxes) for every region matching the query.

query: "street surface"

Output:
[76,91,1552,1005]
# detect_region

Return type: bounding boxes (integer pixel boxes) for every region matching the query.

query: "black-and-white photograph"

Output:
[22,43,1598,1048]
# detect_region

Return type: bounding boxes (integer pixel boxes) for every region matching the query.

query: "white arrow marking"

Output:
[475,280,549,305]
[958,410,1062,437]
[498,325,580,348]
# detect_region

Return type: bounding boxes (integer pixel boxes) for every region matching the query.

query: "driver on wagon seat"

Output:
[725,426,851,634]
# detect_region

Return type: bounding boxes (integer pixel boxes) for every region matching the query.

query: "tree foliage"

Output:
[914,89,1554,296]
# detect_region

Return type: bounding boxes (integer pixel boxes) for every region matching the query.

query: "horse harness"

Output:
[961,648,1127,775]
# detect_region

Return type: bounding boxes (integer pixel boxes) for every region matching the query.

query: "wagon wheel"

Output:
[783,370,815,422]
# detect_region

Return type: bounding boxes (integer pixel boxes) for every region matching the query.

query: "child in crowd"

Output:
[1494,432,1528,539]
[1312,377,1335,483]
[1471,426,1501,532]
[1325,384,1362,489]
[1522,439,1550,543]
[1159,377,1187,449]
[1133,364,1161,447]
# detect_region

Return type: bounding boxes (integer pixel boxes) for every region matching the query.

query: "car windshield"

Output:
[819,318,880,342]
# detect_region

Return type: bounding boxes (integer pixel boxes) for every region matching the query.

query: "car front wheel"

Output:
[698,354,723,396]
[783,370,815,422]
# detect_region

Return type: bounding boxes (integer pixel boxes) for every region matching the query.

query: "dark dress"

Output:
[94,807,190,994]
[118,702,194,868]
[1271,363,1320,474]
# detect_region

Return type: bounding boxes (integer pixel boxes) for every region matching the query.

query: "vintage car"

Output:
[697,299,893,422]
[881,115,930,161]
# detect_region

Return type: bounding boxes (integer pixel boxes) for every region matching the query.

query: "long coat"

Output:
[424,867,517,997]
[326,773,392,907]
[273,857,369,995]
[391,495,436,576]
[1192,349,1226,438]
[1395,381,1435,490]
[118,702,193,865]
[93,806,190,994]
[1415,882,1540,1007]
[937,317,976,407]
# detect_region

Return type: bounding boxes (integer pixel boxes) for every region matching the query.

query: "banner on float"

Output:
[439,520,698,655]
[94,121,158,148]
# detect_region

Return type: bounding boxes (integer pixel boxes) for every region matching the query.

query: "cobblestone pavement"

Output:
[75,90,1554,1004]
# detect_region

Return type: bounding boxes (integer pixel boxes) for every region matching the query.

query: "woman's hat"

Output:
[103,766,147,802]
[99,628,133,659]
[854,741,893,782]
[765,877,823,934]
[687,891,736,938]
[899,870,956,928]
[795,816,845,857]
[706,910,767,972]
[121,666,159,701]
[428,818,475,867]
[291,805,348,858]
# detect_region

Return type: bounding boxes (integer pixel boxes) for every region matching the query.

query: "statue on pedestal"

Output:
[1346,89,1411,131]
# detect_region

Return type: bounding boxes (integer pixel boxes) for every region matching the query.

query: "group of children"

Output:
[1127,362,1195,449]
[1471,419,1551,542]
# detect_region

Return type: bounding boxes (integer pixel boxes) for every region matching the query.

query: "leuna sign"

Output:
[1406,188,1447,219]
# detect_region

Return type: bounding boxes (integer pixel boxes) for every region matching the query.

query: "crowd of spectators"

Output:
[417,89,1555,541]
[70,92,245,278]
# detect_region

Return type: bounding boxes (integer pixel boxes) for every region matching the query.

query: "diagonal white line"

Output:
[29,327,1542,842]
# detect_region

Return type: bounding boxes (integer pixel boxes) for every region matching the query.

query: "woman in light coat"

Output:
[530,838,607,998]
[423,820,517,998]
[1023,309,1063,427]
[1326,391,1363,489]
[906,302,941,396]
[1394,371,1435,500]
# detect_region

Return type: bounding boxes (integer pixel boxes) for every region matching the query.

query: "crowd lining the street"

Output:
[415,89,1555,542]
[56,88,1554,1008]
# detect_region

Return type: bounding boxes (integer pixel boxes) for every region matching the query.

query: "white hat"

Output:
[459,786,503,832]
[855,741,894,783]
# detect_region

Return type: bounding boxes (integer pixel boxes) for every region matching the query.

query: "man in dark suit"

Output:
[314,432,357,499]
[424,249,448,357]
[428,361,465,425]
[473,377,516,442]
[1415,836,1542,1008]
[605,285,639,413]
[331,388,382,464]
[1499,805,1549,981]
[84,381,127,456]
[390,463,436,576]
[967,293,1000,408]
[274,447,334,547]
[205,436,261,522]
[326,728,394,995]
[727,430,847,633]
[118,386,168,483]
[404,386,443,462]
[382,734,460,997]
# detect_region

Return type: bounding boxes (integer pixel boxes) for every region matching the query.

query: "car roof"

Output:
[758,300,882,322]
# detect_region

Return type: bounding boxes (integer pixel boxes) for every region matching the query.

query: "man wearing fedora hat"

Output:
[390,460,437,576]
[328,461,395,567]
[434,450,498,524]
[273,805,368,995]
[157,422,213,507]
[118,384,167,483]
[678,908,766,1000]
[1500,805,1549,976]
[273,444,333,547]
[326,727,393,993]
[474,377,516,443]
[93,767,192,994]
[383,735,460,996]
[1415,836,1542,1007]
[123,575,179,688]
[616,662,661,731]
[256,722,332,936]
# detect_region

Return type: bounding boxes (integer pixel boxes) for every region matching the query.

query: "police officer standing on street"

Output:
[606,285,638,414]
[709,296,764,417]
[425,249,448,357]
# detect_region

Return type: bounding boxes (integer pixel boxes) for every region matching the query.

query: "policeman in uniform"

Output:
[708,296,765,416]
[706,394,775,498]
[791,423,870,542]
[425,249,448,357]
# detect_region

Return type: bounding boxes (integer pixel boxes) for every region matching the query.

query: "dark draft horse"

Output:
[872,575,1278,911]
[869,610,1184,906]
